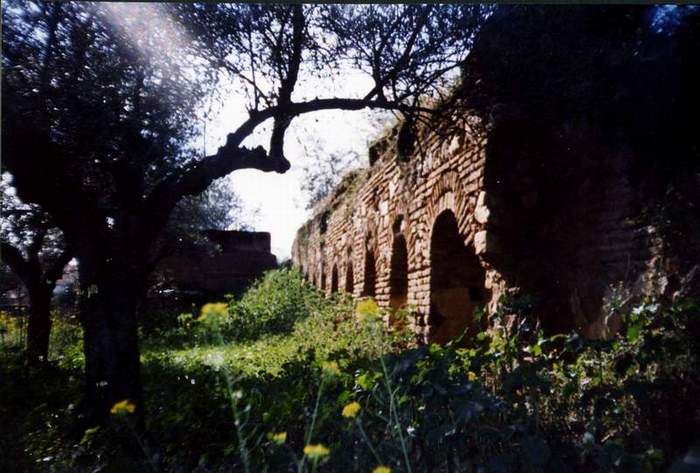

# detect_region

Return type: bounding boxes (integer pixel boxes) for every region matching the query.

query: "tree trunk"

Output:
[27,285,53,366]
[77,248,146,429]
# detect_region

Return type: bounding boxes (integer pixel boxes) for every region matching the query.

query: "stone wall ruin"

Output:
[292,6,700,343]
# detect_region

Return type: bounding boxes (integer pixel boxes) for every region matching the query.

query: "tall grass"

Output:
[2,270,698,472]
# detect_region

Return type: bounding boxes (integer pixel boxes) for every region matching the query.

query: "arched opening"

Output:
[320,210,330,234]
[389,234,408,312]
[429,210,487,345]
[330,264,339,293]
[361,250,376,298]
[320,267,326,292]
[345,261,354,293]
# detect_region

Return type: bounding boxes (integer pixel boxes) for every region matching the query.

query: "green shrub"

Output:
[227,268,328,341]
[462,296,700,472]
[4,268,699,473]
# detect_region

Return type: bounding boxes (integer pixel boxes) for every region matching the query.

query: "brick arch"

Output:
[343,246,355,294]
[425,171,472,246]
[361,250,377,297]
[344,260,354,293]
[361,231,379,298]
[427,209,489,345]
[388,194,417,247]
[363,227,379,259]
[389,231,409,313]
[330,262,339,293]
[389,193,410,227]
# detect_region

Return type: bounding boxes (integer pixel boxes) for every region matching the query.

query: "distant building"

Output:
[155,230,278,299]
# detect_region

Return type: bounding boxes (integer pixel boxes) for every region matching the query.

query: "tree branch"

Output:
[269,5,305,162]
[145,144,287,224]
[146,94,433,233]
[44,248,72,287]
[1,242,32,286]
[362,5,433,102]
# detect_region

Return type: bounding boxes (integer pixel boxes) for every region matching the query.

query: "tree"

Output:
[167,177,249,235]
[0,175,71,365]
[2,1,212,425]
[301,149,362,209]
[148,177,250,295]
[152,177,249,270]
[2,2,490,424]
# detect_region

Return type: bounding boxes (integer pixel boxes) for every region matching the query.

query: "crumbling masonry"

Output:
[292,100,699,342]
[292,6,700,342]
[293,113,497,342]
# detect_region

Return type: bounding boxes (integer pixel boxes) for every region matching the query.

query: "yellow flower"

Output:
[467,371,477,382]
[199,302,228,321]
[304,443,330,460]
[342,401,361,419]
[321,361,341,377]
[373,466,392,473]
[267,431,287,444]
[110,399,136,415]
[356,298,379,324]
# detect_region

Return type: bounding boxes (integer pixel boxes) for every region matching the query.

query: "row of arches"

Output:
[304,209,488,344]
[326,263,355,294]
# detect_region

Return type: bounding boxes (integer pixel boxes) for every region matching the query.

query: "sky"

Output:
[203,74,391,261]
[9,3,395,262]
[99,2,373,260]
[12,3,694,263]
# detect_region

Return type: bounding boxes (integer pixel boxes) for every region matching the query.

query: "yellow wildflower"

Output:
[110,399,136,415]
[267,432,287,444]
[304,443,330,460]
[199,302,228,321]
[467,371,477,382]
[356,298,379,324]
[321,361,341,377]
[342,401,361,419]
[373,466,392,473]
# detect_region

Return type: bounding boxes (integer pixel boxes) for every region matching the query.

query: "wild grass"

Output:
[1,269,698,472]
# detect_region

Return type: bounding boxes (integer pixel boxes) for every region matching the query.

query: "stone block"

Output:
[474,230,501,256]
[474,191,491,225]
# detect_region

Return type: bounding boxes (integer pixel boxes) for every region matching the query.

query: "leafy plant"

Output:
[3,270,698,473]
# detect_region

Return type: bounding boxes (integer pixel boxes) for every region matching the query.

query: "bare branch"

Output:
[362,5,433,102]
[1,242,31,284]
[44,248,72,287]
[269,5,305,161]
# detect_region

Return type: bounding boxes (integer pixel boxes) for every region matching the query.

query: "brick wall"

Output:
[292,104,694,342]
[292,111,495,342]
[291,5,700,343]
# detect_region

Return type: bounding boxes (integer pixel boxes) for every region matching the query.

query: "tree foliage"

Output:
[0,174,71,364]
[2,1,491,423]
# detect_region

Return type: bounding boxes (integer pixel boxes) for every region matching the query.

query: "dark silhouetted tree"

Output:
[0,175,71,365]
[2,2,490,424]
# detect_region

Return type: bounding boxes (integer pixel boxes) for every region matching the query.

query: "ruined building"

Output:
[292,6,700,342]
[157,230,277,298]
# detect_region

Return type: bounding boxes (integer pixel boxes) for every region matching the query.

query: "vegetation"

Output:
[0,175,71,365]
[2,2,490,421]
[2,269,698,472]
[2,4,699,472]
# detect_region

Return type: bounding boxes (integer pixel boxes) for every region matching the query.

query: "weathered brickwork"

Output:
[292,112,500,342]
[159,230,277,296]
[292,104,697,342]
[290,4,700,343]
